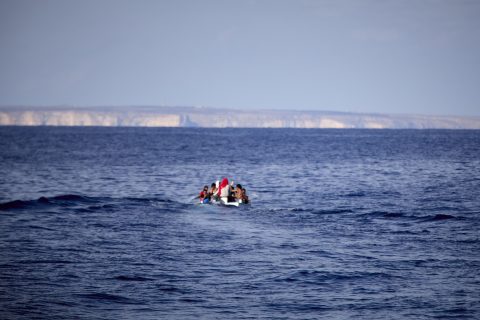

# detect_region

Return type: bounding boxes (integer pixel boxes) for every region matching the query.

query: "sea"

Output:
[0,127,479,320]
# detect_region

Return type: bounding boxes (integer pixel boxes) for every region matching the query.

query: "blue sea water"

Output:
[0,127,479,319]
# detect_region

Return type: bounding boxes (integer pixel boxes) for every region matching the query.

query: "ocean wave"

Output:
[0,194,93,211]
[0,194,177,212]
[264,207,354,215]
[113,275,153,282]
[272,269,400,284]
[76,293,143,304]
[420,213,458,222]
[19,259,76,264]
[51,194,89,201]
[344,191,366,197]
[312,208,354,215]
[360,211,406,219]
[0,199,31,210]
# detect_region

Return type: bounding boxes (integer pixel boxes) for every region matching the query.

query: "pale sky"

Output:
[1,0,479,116]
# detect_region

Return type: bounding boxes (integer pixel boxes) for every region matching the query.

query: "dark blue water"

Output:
[1,127,479,319]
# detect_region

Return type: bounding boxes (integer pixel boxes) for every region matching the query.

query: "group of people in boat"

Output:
[198,178,249,204]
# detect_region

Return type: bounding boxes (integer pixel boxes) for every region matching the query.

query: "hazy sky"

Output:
[1,0,479,116]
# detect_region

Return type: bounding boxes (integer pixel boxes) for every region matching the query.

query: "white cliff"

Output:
[0,106,479,129]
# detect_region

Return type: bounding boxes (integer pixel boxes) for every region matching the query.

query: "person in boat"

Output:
[228,181,237,203]
[235,184,249,204]
[209,182,218,201]
[199,185,210,204]
[242,188,249,204]
[217,178,231,204]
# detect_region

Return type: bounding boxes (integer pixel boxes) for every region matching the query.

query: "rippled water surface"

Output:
[1,127,479,319]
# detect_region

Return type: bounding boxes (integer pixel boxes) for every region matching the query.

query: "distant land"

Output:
[0,106,479,129]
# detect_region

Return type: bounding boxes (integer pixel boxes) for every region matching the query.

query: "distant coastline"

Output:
[1,106,479,129]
